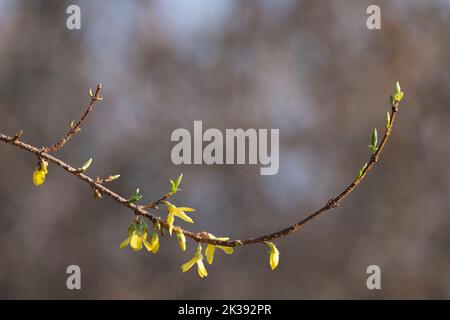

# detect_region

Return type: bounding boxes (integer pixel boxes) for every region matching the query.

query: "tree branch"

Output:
[0,86,401,248]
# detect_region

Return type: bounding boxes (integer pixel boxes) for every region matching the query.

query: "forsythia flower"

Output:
[176,230,187,251]
[265,241,280,270]
[150,230,159,254]
[119,221,153,252]
[205,233,233,265]
[164,202,195,235]
[32,159,48,186]
[181,244,207,278]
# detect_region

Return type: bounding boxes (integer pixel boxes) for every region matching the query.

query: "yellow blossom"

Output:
[150,231,159,254]
[165,202,195,235]
[265,241,280,270]
[205,233,233,265]
[181,244,207,278]
[119,221,153,252]
[32,159,48,186]
[176,230,187,251]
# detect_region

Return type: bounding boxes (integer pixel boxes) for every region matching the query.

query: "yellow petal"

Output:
[178,207,195,212]
[33,169,46,186]
[130,233,143,251]
[205,244,215,265]
[150,232,159,254]
[167,212,175,236]
[265,241,280,270]
[143,238,153,252]
[270,250,279,270]
[176,231,186,251]
[173,209,194,223]
[119,236,131,249]
[197,259,208,278]
[181,256,197,273]
[218,246,234,255]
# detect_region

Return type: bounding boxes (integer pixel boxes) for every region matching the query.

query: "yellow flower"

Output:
[176,230,187,251]
[181,244,208,278]
[119,221,153,252]
[32,159,48,186]
[165,202,195,235]
[265,242,279,270]
[205,233,233,265]
[150,231,159,254]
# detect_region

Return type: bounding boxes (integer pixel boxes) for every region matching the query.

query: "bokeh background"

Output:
[0,0,449,299]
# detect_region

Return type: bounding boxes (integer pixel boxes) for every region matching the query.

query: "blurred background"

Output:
[0,0,449,299]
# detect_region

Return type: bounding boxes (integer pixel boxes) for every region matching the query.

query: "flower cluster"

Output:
[119,220,159,253]
[117,174,280,278]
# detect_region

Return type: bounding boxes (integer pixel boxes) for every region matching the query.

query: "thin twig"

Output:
[43,84,103,153]
[140,192,175,210]
[0,93,400,248]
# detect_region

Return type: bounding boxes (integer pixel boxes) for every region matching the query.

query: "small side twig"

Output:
[12,130,24,142]
[43,84,103,153]
[141,192,174,210]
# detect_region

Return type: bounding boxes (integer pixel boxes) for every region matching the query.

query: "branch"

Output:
[0,86,403,249]
[42,84,103,153]
[236,105,399,245]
